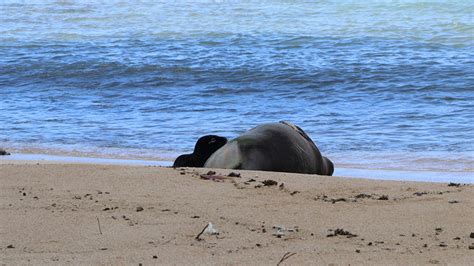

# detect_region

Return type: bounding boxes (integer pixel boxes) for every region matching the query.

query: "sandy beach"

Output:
[0,161,473,265]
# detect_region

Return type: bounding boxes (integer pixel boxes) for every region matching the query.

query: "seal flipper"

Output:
[173,154,193,167]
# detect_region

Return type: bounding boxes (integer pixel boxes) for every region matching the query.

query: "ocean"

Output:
[1,1,473,180]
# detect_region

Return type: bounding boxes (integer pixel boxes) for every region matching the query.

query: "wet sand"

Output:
[1,162,473,265]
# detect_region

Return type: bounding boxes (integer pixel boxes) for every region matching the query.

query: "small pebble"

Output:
[136,206,144,212]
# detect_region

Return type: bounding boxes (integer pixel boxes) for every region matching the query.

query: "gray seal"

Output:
[204,121,334,175]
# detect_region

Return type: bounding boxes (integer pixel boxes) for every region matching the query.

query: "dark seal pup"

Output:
[173,135,227,168]
[204,122,334,176]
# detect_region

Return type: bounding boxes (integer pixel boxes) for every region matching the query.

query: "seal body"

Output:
[204,122,334,176]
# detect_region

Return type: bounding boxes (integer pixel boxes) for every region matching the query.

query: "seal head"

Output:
[173,135,227,168]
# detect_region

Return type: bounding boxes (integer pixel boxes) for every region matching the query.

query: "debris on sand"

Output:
[200,172,230,182]
[204,223,218,235]
[315,194,349,203]
[355,193,372,199]
[413,192,428,196]
[377,195,389,200]
[331,198,347,203]
[195,223,219,241]
[448,182,461,187]
[0,149,10,155]
[277,252,297,265]
[262,179,278,186]
[273,228,285,238]
[327,228,358,238]
[272,225,299,238]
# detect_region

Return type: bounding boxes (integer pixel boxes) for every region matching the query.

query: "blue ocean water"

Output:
[1,1,473,174]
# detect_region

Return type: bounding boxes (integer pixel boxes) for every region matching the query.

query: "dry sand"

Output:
[0,162,473,265]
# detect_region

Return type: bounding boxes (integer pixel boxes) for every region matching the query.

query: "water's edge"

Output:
[1,152,471,184]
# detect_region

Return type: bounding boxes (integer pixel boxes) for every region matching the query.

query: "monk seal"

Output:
[0,148,10,156]
[173,135,227,167]
[204,121,334,175]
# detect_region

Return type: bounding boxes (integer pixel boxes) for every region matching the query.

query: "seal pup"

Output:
[204,122,334,176]
[173,135,227,168]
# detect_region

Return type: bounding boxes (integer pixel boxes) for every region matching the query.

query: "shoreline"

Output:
[1,152,472,184]
[1,163,472,264]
